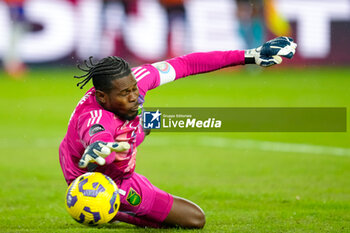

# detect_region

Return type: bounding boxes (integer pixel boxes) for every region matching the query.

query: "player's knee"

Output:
[166,196,206,228]
[186,205,206,229]
[192,208,206,228]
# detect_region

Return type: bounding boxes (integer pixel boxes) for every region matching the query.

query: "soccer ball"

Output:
[65,172,120,225]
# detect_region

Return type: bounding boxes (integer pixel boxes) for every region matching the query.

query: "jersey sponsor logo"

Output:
[87,110,102,127]
[151,61,176,85]
[143,110,161,129]
[126,188,141,206]
[89,124,105,136]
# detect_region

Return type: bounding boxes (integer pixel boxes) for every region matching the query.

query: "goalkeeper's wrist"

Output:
[244,49,257,64]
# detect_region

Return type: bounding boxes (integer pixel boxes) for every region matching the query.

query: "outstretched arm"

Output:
[164,50,245,80]
[136,37,297,92]
[155,37,296,82]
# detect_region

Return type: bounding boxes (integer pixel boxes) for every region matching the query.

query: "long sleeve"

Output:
[167,50,245,79]
[77,109,118,165]
[135,50,245,95]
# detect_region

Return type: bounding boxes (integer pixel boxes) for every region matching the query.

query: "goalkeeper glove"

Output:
[78,141,130,169]
[245,36,297,67]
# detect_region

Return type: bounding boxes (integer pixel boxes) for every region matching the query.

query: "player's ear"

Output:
[96,90,107,104]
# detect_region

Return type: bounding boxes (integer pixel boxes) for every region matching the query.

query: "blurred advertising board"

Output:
[0,0,349,65]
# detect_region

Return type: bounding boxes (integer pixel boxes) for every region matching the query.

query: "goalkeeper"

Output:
[59,37,297,228]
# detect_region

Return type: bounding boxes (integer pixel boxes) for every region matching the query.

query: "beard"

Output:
[114,109,138,121]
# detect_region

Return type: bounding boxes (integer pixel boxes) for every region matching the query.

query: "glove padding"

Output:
[245,37,297,67]
[78,141,130,169]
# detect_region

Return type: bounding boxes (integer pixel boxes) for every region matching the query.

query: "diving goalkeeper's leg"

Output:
[112,172,205,228]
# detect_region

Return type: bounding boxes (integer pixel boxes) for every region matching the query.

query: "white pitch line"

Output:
[0,138,62,148]
[145,136,350,157]
[1,136,350,158]
[197,137,350,157]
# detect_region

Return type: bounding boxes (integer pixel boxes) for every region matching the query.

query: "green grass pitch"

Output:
[0,66,350,232]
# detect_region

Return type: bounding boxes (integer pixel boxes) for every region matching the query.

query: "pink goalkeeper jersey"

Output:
[59,50,245,184]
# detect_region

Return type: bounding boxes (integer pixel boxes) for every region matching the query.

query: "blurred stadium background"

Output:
[0,0,350,232]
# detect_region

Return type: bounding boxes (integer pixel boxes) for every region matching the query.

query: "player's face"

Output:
[100,74,140,121]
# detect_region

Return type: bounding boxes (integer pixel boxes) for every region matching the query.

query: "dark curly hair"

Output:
[74,56,131,92]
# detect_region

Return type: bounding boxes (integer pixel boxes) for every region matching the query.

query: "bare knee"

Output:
[164,196,206,229]
[188,205,206,228]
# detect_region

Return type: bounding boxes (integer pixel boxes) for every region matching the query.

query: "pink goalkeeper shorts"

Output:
[115,172,173,222]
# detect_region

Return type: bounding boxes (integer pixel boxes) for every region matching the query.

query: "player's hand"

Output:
[245,36,297,67]
[78,141,130,168]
